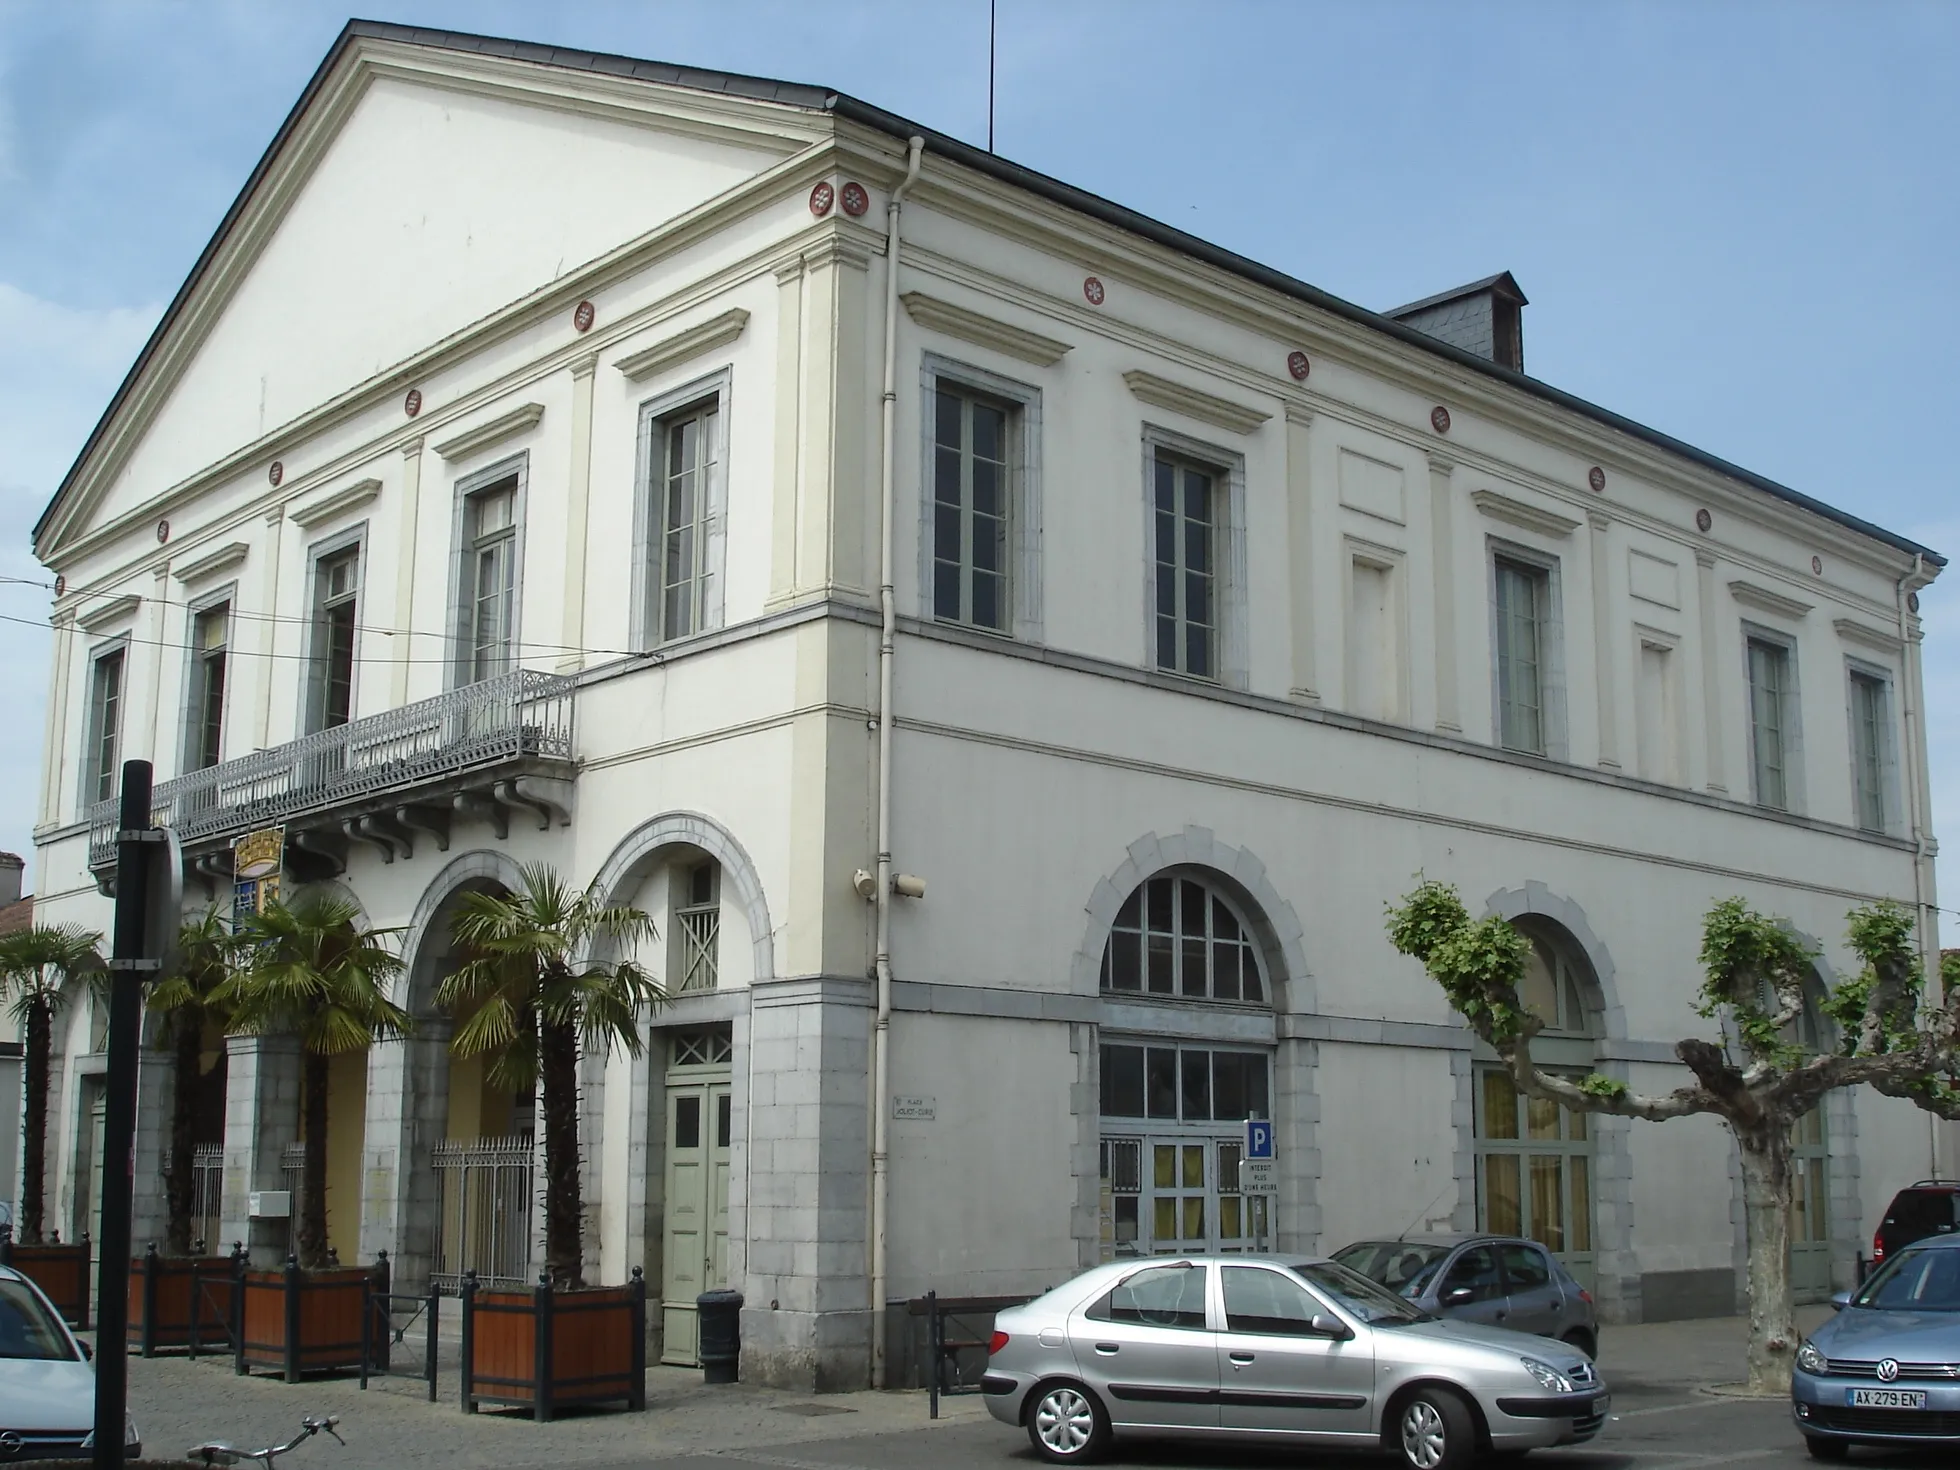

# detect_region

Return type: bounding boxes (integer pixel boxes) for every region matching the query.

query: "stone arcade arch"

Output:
[359,849,527,1288]
[1479,884,1635,1319]
[1071,828,1319,1267]
[584,812,775,1362]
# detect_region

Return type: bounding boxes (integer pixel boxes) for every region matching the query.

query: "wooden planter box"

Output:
[0,1231,90,1328]
[460,1269,647,1421]
[235,1258,382,1382]
[127,1245,245,1356]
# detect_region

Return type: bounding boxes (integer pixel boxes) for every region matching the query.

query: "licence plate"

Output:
[1849,1388,1927,1409]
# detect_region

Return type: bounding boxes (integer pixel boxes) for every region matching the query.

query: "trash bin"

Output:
[696,1288,743,1384]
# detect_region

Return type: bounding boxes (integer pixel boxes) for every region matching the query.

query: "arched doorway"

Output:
[1095,869,1276,1259]
[1471,919,1599,1285]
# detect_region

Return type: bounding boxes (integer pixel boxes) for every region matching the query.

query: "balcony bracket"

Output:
[398,804,451,853]
[345,814,413,864]
[497,777,573,830]
[287,829,349,878]
[454,791,509,841]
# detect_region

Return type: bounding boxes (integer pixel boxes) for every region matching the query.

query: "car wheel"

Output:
[1561,1328,1597,1359]
[1396,1387,1476,1470]
[1803,1436,1850,1462]
[1025,1380,1110,1464]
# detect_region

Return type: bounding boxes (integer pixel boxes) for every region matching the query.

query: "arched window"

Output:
[1100,873,1264,1003]
[1097,871,1273,1259]
[1474,923,1598,1275]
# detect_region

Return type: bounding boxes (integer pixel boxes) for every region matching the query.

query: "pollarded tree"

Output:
[218,893,410,1270]
[440,862,663,1288]
[0,925,103,1244]
[1387,881,1960,1394]
[148,908,239,1256]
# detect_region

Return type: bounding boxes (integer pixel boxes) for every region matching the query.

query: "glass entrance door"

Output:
[1101,1134,1271,1258]
[1790,1105,1831,1302]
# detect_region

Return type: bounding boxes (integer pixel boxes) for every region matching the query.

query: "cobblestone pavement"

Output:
[113,1306,1871,1470]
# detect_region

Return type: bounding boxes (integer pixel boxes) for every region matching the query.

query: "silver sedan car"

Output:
[983,1254,1607,1467]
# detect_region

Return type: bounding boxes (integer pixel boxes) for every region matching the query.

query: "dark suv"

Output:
[1872,1179,1960,1269]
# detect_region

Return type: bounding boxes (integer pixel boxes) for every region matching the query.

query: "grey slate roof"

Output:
[1386,270,1530,320]
[36,18,1944,570]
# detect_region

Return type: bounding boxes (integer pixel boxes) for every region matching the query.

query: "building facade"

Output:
[23,23,1951,1390]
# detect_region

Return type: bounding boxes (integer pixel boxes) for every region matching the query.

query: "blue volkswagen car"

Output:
[1792,1233,1960,1458]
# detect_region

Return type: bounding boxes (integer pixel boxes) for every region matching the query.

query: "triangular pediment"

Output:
[39,25,833,556]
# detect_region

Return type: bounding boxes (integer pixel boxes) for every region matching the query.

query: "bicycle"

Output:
[187,1414,344,1467]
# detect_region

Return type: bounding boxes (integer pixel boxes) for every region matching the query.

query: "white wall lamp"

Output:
[854,868,926,900]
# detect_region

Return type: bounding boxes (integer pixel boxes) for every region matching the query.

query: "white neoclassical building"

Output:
[23,22,1952,1390]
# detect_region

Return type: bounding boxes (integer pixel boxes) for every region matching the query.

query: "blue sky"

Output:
[1,1,1955,930]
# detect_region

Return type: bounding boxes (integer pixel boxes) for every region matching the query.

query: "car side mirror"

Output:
[1309,1313,1352,1340]
[1829,1289,1852,1313]
[1444,1286,1474,1305]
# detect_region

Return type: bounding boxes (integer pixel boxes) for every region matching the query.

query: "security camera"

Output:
[893,874,927,899]
[852,868,877,900]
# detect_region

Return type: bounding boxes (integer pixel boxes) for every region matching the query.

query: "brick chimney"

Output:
[1386,271,1528,373]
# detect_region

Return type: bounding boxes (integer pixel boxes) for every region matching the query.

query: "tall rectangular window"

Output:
[651,400,720,644]
[1850,668,1891,832]
[309,546,360,732]
[1153,454,1217,680]
[1494,555,1552,754]
[85,648,125,805]
[1746,635,1794,811]
[932,387,1012,631]
[463,479,518,682]
[188,603,229,770]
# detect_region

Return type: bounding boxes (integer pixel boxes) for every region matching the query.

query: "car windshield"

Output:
[0,1280,76,1360]
[1852,1248,1960,1312]
[1291,1260,1432,1325]
[1333,1242,1452,1296]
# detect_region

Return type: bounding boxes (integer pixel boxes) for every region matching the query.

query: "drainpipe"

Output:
[1896,554,1939,1173]
[870,134,924,1390]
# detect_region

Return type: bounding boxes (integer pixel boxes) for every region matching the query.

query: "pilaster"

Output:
[559,355,600,673]
[1695,550,1727,794]
[1427,454,1460,732]
[219,1033,300,1263]
[1284,406,1319,702]
[1588,511,1619,769]
[358,1017,449,1289]
[252,508,285,749]
[389,439,424,707]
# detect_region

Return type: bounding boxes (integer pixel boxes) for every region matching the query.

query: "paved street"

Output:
[103,1305,1938,1470]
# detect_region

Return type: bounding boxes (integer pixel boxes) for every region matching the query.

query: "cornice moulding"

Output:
[75,594,141,633]
[615,308,751,382]
[172,541,249,584]
[288,477,381,528]
[900,291,1072,366]
[1728,579,1813,621]
[1122,369,1271,436]
[1470,489,1580,539]
[1833,617,1903,654]
[431,403,545,462]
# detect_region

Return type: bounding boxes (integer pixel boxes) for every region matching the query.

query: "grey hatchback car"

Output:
[983,1254,1607,1467]
[1336,1235,1599,1357]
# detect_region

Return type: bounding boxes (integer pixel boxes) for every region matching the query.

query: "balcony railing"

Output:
[89,669,576,869]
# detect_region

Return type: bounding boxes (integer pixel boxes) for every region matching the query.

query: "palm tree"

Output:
[148,909,238,1255]
[442,863,663,1287]
[0,925,103,1244]
[217,893,409,1270]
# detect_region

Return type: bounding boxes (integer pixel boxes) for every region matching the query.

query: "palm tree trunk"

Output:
[20,998,50,1245]
[295,1051,331,1270]
[165,1014,202,1256]
[539,1015,583,1287]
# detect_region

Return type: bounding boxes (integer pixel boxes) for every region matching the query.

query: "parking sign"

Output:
[1244,1119,1274,1161]
[1241,1119,1276,1194]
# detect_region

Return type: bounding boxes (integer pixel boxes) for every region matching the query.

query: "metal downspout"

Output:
[1896,553,1939,1172]
[871,134,924,1390]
